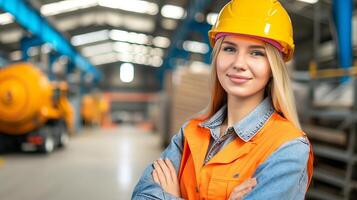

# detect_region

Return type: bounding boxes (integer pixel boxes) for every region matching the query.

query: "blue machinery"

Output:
[333,0,353,82]
[0,0,101,82]
[159,0,213,87]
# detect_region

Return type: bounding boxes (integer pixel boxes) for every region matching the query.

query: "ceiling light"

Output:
[161,5,185,19]
[118,53,134,63]
[120,63,134,83]
[134,54,147,65]
[0,30,22,44]
[122,15,155,33]
[183,41,209,54]
[99,0,158,15]
[297,0,318,4]
[113,42,133,53]
[109,30,128,41]
[153,36,170,48]
[151,56,163,67]
[41,0,97,16]
[129,32,149,45]
[71,30,109,46]
[81,42,113,57]
[110,30,150,45]
[206,13,218,25]
[90,52,117,65]
[150,48,164,57]
[41,0,158,16]
[83,39,164,67]
[0,13,14,25]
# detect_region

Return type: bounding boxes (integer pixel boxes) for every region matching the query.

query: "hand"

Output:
[152,158,181,198]
[228,178,257,200]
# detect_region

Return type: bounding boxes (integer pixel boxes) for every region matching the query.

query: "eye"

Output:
[250,50,266,57]
[222,46,236,53]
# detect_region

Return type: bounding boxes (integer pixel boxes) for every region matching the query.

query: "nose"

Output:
[232,53,248,71]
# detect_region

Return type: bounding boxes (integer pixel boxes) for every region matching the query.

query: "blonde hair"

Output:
[200,37,301,129]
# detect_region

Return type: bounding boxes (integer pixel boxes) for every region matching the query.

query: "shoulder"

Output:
[276,136,310,158]
[253,112,310,160]
[248,136,311,199]
[271,112,300,130]
[257,136,310,172]
[270,112,306,138]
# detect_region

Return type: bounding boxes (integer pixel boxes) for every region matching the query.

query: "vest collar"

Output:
[199,97,275,142]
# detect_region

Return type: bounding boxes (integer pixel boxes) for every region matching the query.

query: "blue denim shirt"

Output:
[132,97,310,200]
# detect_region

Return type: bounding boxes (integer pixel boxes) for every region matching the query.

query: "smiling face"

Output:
[216,35,272,100]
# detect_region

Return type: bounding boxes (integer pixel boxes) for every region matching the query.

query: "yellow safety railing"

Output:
[309,60,357,79]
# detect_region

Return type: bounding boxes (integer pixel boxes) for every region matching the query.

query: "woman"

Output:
[132,0,313,199]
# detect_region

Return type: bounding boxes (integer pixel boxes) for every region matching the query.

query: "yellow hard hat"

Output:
[208,0,294,61]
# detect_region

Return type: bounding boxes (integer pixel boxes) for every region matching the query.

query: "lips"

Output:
[226,74,252,84]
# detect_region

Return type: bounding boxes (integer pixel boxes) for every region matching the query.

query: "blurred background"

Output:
[0,0,356,199]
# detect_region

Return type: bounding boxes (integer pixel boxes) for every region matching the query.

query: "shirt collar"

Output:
[199,97,275,142]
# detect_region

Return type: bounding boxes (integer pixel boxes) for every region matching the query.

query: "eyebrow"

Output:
[222,41,265,49]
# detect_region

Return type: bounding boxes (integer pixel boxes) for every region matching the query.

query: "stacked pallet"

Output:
[303,108,357,200]
[168,65,211,138]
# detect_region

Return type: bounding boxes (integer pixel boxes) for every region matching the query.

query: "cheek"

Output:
[250,61,271,81]
[216,54,228,71]
[216,55,229,80]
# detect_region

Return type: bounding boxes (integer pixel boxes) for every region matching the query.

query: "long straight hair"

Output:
[200,37,301,129]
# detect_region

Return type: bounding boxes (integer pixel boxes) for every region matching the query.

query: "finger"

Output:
[164,158,178,183]
[156,158,172,184]
[235,182,256,198]
[251,177,257,185]
[153,160,167,186]
[152,169,160,184]
[236,188,252,199]
[238,186,253,196]
[231,187,253,200]
[232,178,257,194]
[229,192,243,200]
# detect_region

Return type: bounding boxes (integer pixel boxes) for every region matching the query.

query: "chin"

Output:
[225,86,265,99]
[226,90,253,98]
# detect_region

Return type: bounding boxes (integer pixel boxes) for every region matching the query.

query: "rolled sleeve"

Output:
[132,124,187,200]
[244,136,310,200]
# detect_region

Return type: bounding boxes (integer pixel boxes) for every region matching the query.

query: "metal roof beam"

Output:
[158,0,213,86]
[0,0,101,82]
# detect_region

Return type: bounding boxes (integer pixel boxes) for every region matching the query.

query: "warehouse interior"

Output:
[0,0,357,199]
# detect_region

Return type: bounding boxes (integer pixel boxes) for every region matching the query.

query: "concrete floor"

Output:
[0,125,162,200]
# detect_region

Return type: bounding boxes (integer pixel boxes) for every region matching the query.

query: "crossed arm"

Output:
[132,128,310,200]
[151,158,256,200]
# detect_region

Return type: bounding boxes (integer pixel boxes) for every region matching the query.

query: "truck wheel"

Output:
[40,135,55,153]
[58,132,69,148]
[46,136,55,153]
[57,120,69,148]
[38,126,55,153]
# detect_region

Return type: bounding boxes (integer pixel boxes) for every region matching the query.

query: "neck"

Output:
[226,93,265,127]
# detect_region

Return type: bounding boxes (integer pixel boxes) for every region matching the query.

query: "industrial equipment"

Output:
[0,62,74,153]
[81,93,109,127]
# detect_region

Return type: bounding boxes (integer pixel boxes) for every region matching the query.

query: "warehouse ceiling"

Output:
[0,0,356,72]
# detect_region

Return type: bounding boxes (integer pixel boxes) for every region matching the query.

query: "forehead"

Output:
[223,35,265,46]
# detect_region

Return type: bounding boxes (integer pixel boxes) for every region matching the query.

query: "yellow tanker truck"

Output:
[81,94,109,126]
[0,62,74,153]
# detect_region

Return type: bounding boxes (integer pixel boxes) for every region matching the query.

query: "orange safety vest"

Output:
[178,112,314,200]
